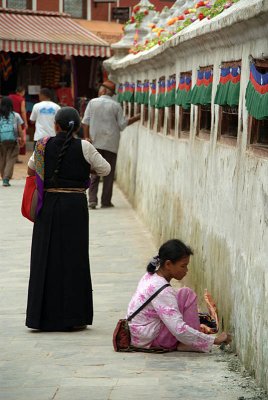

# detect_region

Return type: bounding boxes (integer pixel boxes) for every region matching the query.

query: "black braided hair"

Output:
[146,239,194,274]
[52,107,81,186]
[0,97,13,119]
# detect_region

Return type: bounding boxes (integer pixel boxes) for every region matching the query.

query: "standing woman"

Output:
[26,107,111,331]
[0,97,24,186]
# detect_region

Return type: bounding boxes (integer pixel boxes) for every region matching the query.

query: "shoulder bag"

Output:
[113,283,170,352]
[21,175,38,222]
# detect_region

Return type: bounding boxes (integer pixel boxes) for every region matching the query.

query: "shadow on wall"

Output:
[153,190,183,246]
[116,124,140,206]
[185,220,233,335]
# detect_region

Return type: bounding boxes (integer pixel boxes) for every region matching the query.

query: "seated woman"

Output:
[127,239,231,352]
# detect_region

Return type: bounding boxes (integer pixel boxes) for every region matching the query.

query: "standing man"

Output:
[9,86,28,159]
[30,88,60,145]
[82,80,140,209]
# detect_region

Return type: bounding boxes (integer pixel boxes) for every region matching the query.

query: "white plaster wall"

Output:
[115,33,268,389]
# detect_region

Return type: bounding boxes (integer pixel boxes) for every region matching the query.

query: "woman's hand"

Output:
[214,332,232,346]
[18,136,25,148]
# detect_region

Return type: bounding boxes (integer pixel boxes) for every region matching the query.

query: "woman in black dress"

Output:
[26,107,110,331]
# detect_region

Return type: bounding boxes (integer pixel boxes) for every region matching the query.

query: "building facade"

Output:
[0,0,175,21]
[105,0,268,391]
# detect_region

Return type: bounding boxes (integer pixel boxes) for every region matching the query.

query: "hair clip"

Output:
[150,255,160,268]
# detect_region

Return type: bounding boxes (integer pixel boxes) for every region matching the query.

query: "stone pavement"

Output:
[0,176,265,400]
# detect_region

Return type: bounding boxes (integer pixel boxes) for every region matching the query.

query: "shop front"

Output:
[0,8,111,140]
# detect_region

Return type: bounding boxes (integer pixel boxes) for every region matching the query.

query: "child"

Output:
[127,239,231,352]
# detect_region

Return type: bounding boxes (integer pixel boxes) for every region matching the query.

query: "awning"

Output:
[0,9,111,57]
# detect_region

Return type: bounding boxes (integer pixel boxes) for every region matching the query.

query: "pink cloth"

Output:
[127,273,214,353]
[151,288,201,350]
[19,127,27,155]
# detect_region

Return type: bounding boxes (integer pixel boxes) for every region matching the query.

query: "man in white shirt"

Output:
[82,80,140,209]
[30,88,60,144]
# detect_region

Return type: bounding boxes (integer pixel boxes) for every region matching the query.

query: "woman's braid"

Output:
[52,121,75,186]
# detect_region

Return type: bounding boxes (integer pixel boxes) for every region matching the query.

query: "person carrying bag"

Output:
[113,284,170,352]
[0,97,24,187]
[115,239,231,354]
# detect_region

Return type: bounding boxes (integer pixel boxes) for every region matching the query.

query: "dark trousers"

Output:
[88,149,117,206]
[0,142,19,179]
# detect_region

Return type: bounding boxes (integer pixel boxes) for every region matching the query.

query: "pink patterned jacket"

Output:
[127,273,215,352]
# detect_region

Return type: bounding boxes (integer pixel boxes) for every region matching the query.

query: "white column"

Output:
[2,0,6,8]
[87,0,92,20]
[116,0,120,23]
[108,3,111,22]
[59,0,63,13]
[32,0,37,10]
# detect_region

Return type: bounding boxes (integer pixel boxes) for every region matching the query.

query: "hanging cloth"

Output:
[165,77,176,107]
[56,87,74,107]
[123,82,129,102]
[117,83,124,103]
[142,81,149,106]
[214,66,241,107]
[191,69,213,106]
[155,79,166,109]
[245,63,268,120]
[0,53,12,81]
[135,81,143,104]
[41,58,61,88]
[149,81,157,107]
[176,75,192,110]
[128,83,135,103]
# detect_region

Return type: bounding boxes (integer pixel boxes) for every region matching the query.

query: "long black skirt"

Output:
[26,192,93,331]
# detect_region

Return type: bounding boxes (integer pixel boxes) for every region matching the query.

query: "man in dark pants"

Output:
[82,80,140,209]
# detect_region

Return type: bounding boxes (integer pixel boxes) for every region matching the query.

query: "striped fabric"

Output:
[245,63,268,120]
[0,12,111,57]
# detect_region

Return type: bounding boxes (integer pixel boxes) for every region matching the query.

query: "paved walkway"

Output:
[0,175,265,399]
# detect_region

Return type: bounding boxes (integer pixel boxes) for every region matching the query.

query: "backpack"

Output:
[0,113,16,142]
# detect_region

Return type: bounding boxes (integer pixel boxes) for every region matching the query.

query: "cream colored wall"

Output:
[115,35,268,389]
